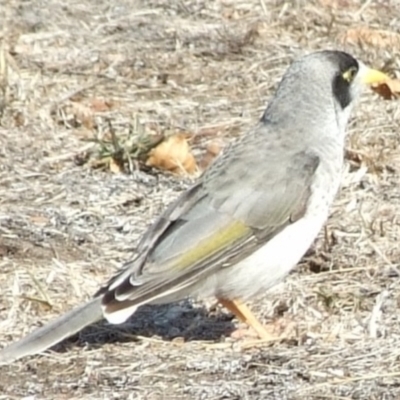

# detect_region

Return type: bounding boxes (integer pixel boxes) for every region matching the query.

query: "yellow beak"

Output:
[361,67,390,85]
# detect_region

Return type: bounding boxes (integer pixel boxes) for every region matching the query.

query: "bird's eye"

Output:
[342,66,358,83]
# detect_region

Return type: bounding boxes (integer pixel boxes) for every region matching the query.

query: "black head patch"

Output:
[328,51,359,109]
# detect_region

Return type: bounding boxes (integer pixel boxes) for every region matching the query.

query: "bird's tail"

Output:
[0,297,103,365]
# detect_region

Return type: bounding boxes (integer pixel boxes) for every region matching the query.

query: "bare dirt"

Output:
[1,0,400,399]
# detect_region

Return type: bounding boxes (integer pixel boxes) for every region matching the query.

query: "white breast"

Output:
[193,156,343,301]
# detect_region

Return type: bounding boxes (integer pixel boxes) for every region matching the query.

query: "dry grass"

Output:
[1,0,400,398]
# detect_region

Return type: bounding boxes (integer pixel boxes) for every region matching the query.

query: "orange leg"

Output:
[218,298,275,340]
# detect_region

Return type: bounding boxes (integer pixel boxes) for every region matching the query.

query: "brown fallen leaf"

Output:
[341,27,400,49]
[146,133,197,175]
[57,101,94,130]
[29,215,50,225]
[109,157,124,174]
[371,78,400,100]
[89,97,115,112]
[198,139,225,171]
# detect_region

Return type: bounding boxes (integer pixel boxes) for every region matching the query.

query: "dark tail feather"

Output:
[0,297,103,364]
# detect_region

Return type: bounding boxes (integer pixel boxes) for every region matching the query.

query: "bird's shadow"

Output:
[51,300,237,353]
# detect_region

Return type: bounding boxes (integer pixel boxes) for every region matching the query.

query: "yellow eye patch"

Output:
[342,66,358,83]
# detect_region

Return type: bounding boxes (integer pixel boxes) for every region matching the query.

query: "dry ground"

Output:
[1,0,400,399]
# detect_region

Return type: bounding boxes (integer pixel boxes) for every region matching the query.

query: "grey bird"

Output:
[0,50,388,364]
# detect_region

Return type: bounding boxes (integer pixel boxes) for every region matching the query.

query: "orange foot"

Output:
[218,298,294,345]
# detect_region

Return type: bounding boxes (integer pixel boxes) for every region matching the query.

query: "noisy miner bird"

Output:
[0,50,388,364]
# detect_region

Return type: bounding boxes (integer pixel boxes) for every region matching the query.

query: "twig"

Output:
[368,290,388,338]
[298,370,400,393]
[259,0,268,17]
[355,0,374,17]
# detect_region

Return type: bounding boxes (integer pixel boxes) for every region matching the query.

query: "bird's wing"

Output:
[101,126,320,314]
[0,126,320,364]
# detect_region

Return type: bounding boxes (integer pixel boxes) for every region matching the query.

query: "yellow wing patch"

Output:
[174,220,251,271]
